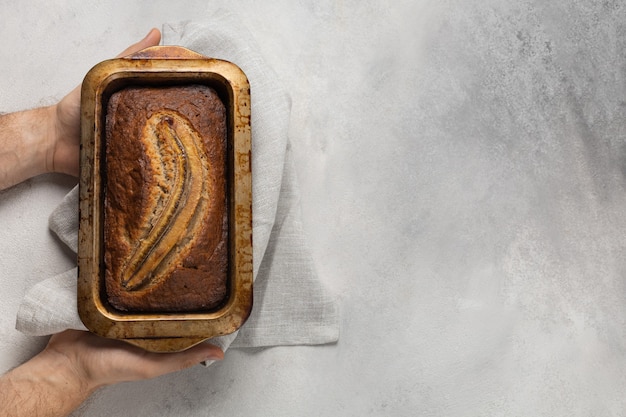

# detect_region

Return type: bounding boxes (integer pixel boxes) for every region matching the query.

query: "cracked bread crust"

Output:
[104,85,228,313]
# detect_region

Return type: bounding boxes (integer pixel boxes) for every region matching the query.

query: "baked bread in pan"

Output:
[103,84,228,313]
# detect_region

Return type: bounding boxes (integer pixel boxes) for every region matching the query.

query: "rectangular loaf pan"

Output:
[77,46,252,352]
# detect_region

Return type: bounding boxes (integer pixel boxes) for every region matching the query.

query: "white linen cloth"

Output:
[15,10,340,352]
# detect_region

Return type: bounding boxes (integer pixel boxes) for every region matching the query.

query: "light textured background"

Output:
[2,0,626,415]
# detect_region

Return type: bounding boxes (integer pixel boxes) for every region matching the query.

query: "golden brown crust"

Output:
[104,85,228,313]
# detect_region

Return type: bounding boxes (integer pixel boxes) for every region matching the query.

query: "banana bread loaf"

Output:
[103,84,228,313]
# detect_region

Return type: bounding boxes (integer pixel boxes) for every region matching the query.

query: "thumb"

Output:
[116,28,162,58]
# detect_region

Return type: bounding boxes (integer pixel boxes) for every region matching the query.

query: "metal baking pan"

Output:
[77,46,252,352]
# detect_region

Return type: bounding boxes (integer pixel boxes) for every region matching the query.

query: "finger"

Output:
[184,343,225,366]
[60,29,161,102]
[115,28,162,58]
[138,343,225,379]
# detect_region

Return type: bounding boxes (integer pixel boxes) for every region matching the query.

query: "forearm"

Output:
[0,106,56,190]
[0,349,95,417]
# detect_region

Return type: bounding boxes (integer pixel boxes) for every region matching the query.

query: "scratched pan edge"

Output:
[77,46,252,352]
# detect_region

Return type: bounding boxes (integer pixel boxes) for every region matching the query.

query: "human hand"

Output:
[49,28,162,177]
[45,330,223,391]
[0,329,223,416]
[0,29,162,191]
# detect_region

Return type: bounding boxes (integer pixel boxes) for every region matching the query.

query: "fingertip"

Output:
[115,27,162,58]
[145,27,161,45]
[201,345,225,362]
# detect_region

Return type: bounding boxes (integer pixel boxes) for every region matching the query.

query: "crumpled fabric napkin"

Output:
[16,9,340,353]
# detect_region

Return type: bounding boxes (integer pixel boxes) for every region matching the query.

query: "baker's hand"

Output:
[50,28,162,177]
[45,330,223,390]
[0,329,223,417]
[0,29,163,191]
